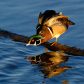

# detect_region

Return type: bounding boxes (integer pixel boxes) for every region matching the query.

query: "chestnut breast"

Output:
[37,25,53,43]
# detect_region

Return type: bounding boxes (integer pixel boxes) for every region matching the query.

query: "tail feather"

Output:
[68,20,75,25]
[57,18,75,26]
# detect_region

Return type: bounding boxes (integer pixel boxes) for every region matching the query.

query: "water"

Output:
[0,0,84,84]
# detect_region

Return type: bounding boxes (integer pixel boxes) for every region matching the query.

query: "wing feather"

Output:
[43,16,69,27]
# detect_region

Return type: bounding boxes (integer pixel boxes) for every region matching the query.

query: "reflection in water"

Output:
[61,80,69,84]
[26,52,71,78]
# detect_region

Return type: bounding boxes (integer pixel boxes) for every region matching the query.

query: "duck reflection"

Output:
[26,52,71,78]
[62,80,69,84]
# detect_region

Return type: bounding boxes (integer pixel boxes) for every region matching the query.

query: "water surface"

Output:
[0,0,84,84]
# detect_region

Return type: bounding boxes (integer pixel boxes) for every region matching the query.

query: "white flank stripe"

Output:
[47,27,53,37]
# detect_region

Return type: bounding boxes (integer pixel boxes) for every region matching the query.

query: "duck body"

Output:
[26,10,75,46]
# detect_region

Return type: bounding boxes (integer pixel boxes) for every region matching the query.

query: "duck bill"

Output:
[26,42,30,46]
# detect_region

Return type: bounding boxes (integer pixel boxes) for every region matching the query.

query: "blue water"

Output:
[0,0,84,84]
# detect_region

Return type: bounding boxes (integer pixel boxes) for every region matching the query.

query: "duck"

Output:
[26,10,75,46]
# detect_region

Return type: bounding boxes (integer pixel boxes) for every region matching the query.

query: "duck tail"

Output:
[68,20,75,25]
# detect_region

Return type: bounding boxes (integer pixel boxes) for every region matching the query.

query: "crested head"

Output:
[26,35,43,46]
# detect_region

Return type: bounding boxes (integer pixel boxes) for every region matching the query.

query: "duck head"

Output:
[26,35,43,46]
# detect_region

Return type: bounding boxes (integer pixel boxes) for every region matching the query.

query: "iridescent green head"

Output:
[26,35,43,46]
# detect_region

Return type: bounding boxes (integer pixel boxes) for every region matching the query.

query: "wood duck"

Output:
[26,10,75,46]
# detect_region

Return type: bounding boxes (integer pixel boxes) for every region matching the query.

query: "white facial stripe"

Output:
[33,39,41,45]
[36,39,41,45]
[47,27,53,37]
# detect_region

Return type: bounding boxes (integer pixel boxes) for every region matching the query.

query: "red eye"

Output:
[31,39,34,42]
